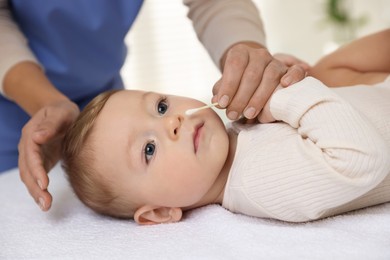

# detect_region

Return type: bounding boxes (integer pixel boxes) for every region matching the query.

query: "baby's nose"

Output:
[165,115,183,140]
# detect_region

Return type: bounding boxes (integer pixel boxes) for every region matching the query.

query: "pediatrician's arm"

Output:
[3,63,79,211]
[184,0,307,121]
[0,0,78,211]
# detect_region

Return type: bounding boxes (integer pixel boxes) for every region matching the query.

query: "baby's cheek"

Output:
[170,176,205,204]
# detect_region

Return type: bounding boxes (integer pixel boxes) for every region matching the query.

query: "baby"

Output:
[62,29,390,224]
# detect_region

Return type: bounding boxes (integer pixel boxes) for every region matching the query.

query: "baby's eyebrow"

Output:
[140,91,157,114]
[126,127,143,172]
[125,133,135,170]
[142,91,154,103]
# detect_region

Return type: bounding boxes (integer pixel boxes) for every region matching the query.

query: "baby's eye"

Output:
[144,142,156,163]
[157,98,168,115]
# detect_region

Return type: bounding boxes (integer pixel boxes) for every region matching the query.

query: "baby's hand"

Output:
[257,85,284,123]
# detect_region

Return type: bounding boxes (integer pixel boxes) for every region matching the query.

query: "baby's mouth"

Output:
[193,123,204,153]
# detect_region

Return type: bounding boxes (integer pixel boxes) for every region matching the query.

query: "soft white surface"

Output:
[1,164,389,260]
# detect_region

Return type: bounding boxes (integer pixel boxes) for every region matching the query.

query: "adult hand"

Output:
[256,53,310,123]
[273,53,311,78]
[212,43,309,120]
[18,100,79,211]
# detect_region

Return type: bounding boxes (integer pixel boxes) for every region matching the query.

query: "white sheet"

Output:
[1,164,389,259]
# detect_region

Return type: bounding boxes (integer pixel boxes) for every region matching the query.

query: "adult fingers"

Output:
[24,112,56,190]
[19,167,52,211]
[212,78,222,104]
[273,53,311,69]
[18,132,52,211]
[225,48,269,120]
[243,59,287,119]
[280,63,307,87]
[216,45,249,108]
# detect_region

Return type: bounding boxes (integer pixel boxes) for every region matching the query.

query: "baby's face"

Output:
[91,90,229,209]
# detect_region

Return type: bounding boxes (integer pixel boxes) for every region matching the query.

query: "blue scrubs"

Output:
[0,0,144,172]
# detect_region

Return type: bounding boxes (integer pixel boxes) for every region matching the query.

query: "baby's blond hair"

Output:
[62,90,136,219]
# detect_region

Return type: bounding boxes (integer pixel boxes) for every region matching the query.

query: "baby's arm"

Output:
[309,29,390,86]
[264,77,390,221]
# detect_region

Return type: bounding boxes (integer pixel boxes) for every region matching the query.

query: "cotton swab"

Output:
[185,102,219,116]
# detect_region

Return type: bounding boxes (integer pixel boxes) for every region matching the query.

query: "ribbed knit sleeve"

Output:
[0,0,40,97]
[183,0,266,70]
[223,77,390,222]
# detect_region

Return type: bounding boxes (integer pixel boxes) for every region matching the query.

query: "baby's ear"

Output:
[134,205,182,225]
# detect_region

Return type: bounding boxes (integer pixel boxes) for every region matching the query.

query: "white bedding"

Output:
[1,164,389,259]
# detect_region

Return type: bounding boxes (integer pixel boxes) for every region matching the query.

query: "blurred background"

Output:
[121,0,390,109]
